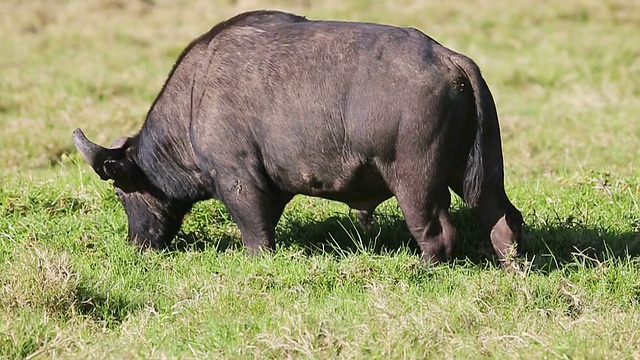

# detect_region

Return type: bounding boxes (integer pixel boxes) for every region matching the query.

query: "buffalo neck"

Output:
[133,115,213,203]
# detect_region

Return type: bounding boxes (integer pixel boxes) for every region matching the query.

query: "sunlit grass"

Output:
[1,0,640,358]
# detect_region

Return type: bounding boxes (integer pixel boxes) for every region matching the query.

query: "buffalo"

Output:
[73,10,523,263]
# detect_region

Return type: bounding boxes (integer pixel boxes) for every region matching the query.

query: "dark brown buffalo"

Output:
[73,10,523,263]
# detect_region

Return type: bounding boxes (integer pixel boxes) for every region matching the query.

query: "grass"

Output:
[1,0,640,358]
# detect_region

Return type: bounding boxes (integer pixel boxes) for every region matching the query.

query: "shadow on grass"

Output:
[451,208,640,271]
[274,209,498,264]
[74,283,146,329]
[171,207,640,271]
[522,220,640,271]
[170,232,240,253]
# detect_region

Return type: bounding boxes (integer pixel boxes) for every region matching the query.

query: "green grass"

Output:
[1,0,640,358]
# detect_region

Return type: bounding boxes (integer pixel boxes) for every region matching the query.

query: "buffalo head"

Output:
[73,128,189,249]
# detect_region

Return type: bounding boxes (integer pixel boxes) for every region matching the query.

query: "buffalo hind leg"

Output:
[270,193,293,229]
[356,209,375,232]
[395,186,459,263]
[476,192,523,261]
[449,176,523,262]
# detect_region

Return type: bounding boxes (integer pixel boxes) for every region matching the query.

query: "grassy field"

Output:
[1,0,640,358]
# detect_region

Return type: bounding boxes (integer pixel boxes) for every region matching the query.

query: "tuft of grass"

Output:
[1,245,79,316]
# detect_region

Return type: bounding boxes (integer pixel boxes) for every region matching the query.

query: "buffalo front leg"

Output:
[448,173,523,263]
[219,178,289,254]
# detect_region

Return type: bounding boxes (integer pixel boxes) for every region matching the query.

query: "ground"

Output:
[1,0,639,358]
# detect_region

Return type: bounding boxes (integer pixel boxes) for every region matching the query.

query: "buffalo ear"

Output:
[110,136,131,149]
[103,158,143,189]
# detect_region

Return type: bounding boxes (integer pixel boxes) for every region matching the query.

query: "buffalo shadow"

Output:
[74,282,146,329]
[278,208,640,269]
[171,206,640,271]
